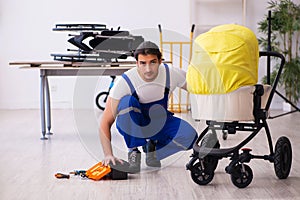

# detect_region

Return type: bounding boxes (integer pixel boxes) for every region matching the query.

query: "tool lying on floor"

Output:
[55,160,130,180]
[55,173,70,179]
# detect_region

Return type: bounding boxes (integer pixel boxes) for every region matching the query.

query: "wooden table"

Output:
[9,61,135,139]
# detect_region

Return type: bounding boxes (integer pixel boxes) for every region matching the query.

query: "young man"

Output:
[99,41,198,173]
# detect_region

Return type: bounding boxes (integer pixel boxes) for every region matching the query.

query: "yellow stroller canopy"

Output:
[187,24,259,94]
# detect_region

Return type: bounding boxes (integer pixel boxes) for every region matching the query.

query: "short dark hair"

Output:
[134,41,162,60]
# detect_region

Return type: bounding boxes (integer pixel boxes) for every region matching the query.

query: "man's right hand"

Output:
[103,155,124,166]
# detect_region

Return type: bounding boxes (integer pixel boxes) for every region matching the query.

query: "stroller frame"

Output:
[186,51,292,188]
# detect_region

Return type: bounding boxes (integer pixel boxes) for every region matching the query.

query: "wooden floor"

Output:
[0,109,299,200]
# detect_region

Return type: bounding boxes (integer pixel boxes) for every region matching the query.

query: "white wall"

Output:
[0,0,299,109]
[0,0,190,109]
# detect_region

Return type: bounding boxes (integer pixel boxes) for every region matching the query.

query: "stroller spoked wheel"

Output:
[190,161,214,185]
[222,130,228,140]
[230,164,253,188]
[200,132,220,171]
[203,156,219,172]
[274,136,292,179]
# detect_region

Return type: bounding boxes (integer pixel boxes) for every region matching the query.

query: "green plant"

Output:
[258,0,300,104]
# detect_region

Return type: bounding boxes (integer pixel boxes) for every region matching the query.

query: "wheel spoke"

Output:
[231,164,253,188]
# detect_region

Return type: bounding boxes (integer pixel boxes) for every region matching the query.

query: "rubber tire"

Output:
[231,164,253,188]
[95,91,109,110]
[274,136,292,179]
[200,132,220,171]
[222,130,228,140]
[191,161,214,185]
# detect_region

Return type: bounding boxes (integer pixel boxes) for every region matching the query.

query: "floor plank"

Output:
[0,109,299,200]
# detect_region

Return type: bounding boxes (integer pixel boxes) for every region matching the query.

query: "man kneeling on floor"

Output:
[99,41,198,173]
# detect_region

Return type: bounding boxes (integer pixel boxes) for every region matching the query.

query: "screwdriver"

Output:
[55,173,70,179]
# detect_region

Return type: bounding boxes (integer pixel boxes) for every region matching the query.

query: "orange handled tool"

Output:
[55,173,70,179]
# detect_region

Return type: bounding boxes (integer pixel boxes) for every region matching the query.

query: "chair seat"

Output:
[190,85,271,121]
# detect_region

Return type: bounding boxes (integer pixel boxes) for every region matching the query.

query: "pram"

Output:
[51,24,144,62]
[185,24,292,188]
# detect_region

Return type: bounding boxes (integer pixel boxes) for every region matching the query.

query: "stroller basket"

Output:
[186,24,292,188]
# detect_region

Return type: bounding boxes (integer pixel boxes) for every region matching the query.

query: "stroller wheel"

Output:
[274,136,292,179]
[230,164,253,188]
[190,161,214,185]
[200,132,220,171]
[222,130,228,140]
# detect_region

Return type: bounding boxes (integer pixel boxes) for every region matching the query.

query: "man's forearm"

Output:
[99,97,119,158]
[99,126,113,156]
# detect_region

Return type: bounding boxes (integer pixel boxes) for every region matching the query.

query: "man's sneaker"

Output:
[143,140,161,168]
[128,149,141,173]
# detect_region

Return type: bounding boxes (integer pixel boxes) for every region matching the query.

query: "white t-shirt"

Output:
[109,64,186,104]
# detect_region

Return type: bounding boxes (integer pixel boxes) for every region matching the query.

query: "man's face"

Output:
[136,54,161,82]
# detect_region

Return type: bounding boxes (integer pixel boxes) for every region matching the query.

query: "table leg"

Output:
[45,77,53,135]
[40,70,48,140]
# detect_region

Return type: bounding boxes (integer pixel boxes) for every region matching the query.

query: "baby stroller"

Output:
[51,24,144,62]
[185,24,292,188]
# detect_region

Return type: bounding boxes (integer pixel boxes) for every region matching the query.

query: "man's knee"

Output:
[118,95,140,113]
[187,132,197,150]
[116,95,145,139]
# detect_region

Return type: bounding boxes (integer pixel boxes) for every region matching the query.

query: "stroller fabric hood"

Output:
[187,24,259,94]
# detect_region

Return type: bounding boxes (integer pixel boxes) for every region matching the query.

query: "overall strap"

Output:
[163,63,170,95]
[122,74,138,99]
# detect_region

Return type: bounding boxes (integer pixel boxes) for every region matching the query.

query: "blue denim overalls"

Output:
[116,64,197,160]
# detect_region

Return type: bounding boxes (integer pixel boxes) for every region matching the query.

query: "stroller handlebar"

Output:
[259,51,285,111]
